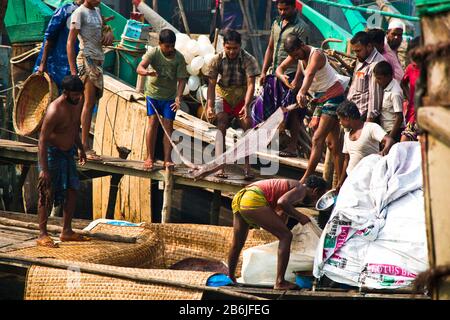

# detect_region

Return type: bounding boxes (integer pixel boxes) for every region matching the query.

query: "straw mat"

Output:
[25,261,214,300]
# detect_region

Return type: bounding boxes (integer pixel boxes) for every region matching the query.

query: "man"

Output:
[255,0,308,157]
[347,31,385,122]
[136,29,188,170]
[373,61,405,142]
[67,0,113,161]
[367,28,404,82]
[37,76,87,248]
[206,30,260,180]
[335,100,394,191]
[34,1,84,89]
[228,176,327,290]
[276,33,346,184]
[386,19,404,63]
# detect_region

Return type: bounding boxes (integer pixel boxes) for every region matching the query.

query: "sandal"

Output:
[36,235,59,248]
[279,150,299,158]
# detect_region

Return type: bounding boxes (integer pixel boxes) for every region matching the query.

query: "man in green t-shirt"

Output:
[137,29,188,170]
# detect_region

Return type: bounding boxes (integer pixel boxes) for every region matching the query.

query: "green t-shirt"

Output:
[142,47,189,100]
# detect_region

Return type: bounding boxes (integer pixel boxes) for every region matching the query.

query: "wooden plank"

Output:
[418,107,450,148]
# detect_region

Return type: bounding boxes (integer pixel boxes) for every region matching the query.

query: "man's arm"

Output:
[206,77,217,121]
[390,112,404,140]
[136,58,155,76]
[239,76,256,120]
[260,34,274,86]
[38,107,58,173]
[336,153,349,192]
[38,40,54,73]
[67,27,80,76]
[277,185,310,225]
[367,68,383,121]
[275,55,297,89]
[297,51,325,107]
[380,135,395,156]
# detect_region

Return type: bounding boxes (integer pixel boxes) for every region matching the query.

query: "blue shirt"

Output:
[33,2,80,89]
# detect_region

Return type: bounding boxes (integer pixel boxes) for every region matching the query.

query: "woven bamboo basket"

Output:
[13,73,58,136]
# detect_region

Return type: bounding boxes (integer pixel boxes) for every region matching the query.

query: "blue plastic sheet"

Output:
[33,2,80,89]
[207,274,233,287]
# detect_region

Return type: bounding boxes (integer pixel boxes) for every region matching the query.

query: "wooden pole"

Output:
[11,164,29,213]
[209,190,221,225]
[0,217,137,243]
[161,167,173,223]
[0,254,267,300]
[152,0,158,13]
[176,0,191,36]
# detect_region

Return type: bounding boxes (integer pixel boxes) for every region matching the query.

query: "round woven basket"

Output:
[13,73,58,136]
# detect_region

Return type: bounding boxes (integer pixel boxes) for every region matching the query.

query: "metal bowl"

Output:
[315,189,337,211]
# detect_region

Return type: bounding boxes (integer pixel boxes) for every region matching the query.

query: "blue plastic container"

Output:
[295,275,314,289]
[121,20,151,40]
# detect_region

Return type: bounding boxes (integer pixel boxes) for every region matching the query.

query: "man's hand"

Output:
[297,91,309,108]
[170,97,181,112]
[38,170,51,188]
[78,149,87,165]
[279,74,294,90]
[290,79,301,90]
[37,64,45,74]
[102,30,114,46]
[147,70,158,77]
[297,214,311,225]
[238,105,248,120]
[206,105,216,121]
[259,74,267,87]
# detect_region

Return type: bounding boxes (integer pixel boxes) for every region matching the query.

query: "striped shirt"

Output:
[206,49,260,88]
[347,48,386,120]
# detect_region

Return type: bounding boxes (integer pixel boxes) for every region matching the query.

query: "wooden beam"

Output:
[418,107,450,148]
[176,0,190,36]
[161,167,173,223]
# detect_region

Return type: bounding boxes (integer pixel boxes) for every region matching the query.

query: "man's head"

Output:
[62,75,84,105]
[284,32,307,60]
[75,0,85,5]
[277,0,297,20]
[373,61,393,89]
[350,31,373,62]
[223,29,242,60]
[367,28,385,54]
[305,175,328,203]
[387,19,404,51]
[336,100,361,129]
[84,0,100,8]
[408,36,420,63]
[159,29,176,58]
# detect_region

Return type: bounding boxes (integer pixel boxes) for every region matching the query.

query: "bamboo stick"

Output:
[161,167,173,223]
[0,254,267,300]
[0,217,137,243]
[176,0,191,36]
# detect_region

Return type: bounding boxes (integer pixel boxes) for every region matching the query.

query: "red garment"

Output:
[251,179,291,209]
[223,98,245,118]
[402,62,420,124]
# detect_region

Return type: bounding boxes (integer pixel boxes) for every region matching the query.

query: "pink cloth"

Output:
[403,62,420,124]
[382,43,404,82]
[251,179,291,209]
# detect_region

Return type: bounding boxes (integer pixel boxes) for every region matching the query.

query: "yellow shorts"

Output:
[232,186,269,229]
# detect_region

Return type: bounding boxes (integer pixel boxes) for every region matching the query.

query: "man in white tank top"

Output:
[276,33,346,184]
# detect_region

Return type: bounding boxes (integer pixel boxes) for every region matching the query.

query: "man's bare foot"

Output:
[85,149,103,161]
[36,235,59,248]
[243,168,255,181]
[164,161,175,170]
[143,159,154,170]
[274,280,298,290]
[215,170,228,179]
[60,231,90,242]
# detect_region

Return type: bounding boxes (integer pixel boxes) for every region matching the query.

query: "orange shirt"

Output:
[250,179,291,209]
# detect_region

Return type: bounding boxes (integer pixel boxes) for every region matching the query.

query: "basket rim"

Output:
[13,72,58,136]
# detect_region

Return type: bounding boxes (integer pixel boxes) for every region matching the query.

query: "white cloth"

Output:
[380,79,405,133]
[70,5,104,61]
[388,19,405,31]
[313,142,428,289]
[342,122,387,174]
[300,47,339,94]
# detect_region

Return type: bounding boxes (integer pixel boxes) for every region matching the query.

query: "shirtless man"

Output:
[37,75,88,248]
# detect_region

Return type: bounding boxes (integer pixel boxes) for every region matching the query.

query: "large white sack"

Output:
[313,142,429,289]
[239,221,322,286]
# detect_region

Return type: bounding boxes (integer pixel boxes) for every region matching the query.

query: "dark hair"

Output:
[373,61,393,77]
[61,75,83,92]
[159,29,176,44]
[350,31,370,46]
[284,32,304,53]
[336,100,361,120]
[223,29,241,45]
[276,0,296,6]
[305,175,328,193]
[408,36,420,52]
[367,28,385,46]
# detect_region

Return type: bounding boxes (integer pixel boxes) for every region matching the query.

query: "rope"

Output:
[0,127,39,143]
[10,44,42,65]
[0,84,19,94]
